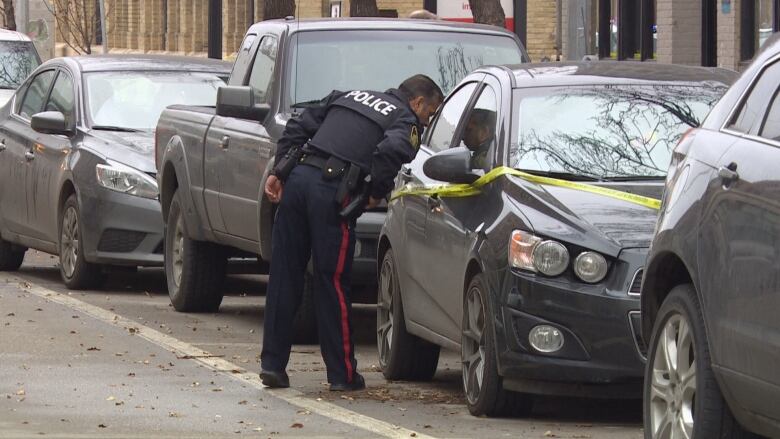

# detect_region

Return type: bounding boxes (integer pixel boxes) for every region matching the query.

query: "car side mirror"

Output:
[31,111,73,136]
[216,86,270,121]
[423,146,481,184]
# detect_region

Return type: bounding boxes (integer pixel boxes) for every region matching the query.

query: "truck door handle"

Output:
[219,136,230,149]
[0,139,5,152]
[718,163,739,184]
[24,150,34,161]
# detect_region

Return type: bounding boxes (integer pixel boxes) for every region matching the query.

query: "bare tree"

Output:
[1,0,16,30]
[436,44,484,92]
[0,43,38,88]
[46,0,105,54]
[264,0,295,20]
[350,0,378,17]
[468,0,505,27]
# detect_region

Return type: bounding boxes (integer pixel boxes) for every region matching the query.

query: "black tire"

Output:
[377,248,440,381]
[165,189,226,312]
[292,273,318,344]
[0,238,25,271]
[644,284,758,439]
[462,273,532,417]
[59,195,104,290]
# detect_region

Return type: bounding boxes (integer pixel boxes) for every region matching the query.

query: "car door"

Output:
[203,34,258,235]
[698,59,780,421]
[424,79,501,342]
[216,34,277,242]
[398,79,481,334]
[0,69,56,238]
[27,69,77,243]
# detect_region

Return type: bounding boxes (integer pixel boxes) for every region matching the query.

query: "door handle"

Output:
[0,139,5,152]
[428,195,441,213]
[24,150,34,161]
[718,163,739,184]
[219,136,230,149]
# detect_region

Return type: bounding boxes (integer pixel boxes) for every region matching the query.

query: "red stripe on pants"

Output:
[333,220,354,382]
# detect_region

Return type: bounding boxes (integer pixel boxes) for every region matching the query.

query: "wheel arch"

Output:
[160,160,178,223]
[641,251,695,338]
[58,179,77,223]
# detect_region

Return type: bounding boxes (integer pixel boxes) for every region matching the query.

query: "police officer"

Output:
[261,75,444,391]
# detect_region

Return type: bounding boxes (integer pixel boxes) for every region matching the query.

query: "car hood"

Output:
[87,130,156,173]
[504,175,663,250]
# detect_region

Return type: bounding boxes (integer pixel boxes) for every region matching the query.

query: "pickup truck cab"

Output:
[155,18,528,340]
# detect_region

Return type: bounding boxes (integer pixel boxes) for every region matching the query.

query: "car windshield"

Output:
[0,41,40,89]
[510,84,727,179]
[286,30,525,108]
[84,71,225,130]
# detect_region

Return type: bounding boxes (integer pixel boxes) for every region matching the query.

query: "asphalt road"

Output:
[0,251,644,438]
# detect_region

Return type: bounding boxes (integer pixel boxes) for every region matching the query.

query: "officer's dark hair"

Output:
[398,75,444,104]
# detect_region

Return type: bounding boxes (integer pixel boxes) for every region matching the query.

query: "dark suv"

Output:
[641,36,780,439]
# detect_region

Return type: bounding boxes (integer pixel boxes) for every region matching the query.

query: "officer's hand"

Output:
[365,196,381,210]
[265,175,283,204]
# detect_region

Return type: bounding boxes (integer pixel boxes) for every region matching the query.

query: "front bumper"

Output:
[79,185,164,266]
[496,251,646,398]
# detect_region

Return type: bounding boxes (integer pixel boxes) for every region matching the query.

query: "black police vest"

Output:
[331,90,402,130]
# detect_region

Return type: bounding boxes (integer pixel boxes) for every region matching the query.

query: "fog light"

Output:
[529,325,564,353]
[354,240,362,258]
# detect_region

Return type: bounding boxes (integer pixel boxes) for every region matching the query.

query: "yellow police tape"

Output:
[390,166,662,210]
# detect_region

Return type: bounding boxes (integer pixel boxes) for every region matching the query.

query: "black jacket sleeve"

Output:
[370,113,420,199]
[275,90,342,165]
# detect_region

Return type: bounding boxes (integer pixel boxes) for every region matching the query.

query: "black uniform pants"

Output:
[261,164,358,384]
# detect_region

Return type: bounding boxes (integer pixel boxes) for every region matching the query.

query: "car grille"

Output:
[97,229,145,253]
[628,269,643,296]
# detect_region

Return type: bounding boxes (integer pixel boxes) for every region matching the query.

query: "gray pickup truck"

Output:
[154,17,528,340]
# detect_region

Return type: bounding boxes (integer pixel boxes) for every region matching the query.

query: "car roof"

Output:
[58,54,232,73]
[248,17,518,38]
[0,28,33,42]
[487,61,737,88]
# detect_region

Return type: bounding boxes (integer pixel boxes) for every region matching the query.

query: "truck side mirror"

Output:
[216,86,270,121]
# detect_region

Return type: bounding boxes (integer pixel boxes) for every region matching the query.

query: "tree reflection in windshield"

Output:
[0,42,40,89]
[511,84,727,179]
[436,44,485,93]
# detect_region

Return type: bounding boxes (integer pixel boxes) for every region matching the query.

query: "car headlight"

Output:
[509,230,569,276]
[574,251,608,283]
[95,160,158,199]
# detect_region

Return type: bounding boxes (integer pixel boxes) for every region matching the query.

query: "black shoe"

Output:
[330,373,366,392]
[260,369,290,388]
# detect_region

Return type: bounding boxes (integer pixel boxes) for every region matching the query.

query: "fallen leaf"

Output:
[253,427,263,431]
[238,400,248,405]
[290,423,303,429]
[6,313,14,317]
[544,432,557,437]
[98,424,107,428]
[16,389,25,396]
[169,412,182,418]
[106,396,116,401]
[86,347,100,351]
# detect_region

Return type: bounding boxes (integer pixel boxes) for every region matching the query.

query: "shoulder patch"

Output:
[410,125,420,150]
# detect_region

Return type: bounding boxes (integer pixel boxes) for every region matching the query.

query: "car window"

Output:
[248,35,278,104]
[229,34,257,86]
[758,85,780,141]
[427,82,478,153]
[19,70,55,119]
[456,86,498,171]
[728,61,780,134]
[45,72,76,127]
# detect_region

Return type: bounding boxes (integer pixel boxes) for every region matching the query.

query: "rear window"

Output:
[286,29,525,108]
[0,41,41,89]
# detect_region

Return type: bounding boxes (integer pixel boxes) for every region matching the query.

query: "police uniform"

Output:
[262,88,423,387]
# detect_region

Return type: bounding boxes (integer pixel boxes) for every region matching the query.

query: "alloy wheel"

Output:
[171,215,185,287]
[462,285,486,405]
[376,255,394,367]
[649,313,696,439]
[60,206,79,278]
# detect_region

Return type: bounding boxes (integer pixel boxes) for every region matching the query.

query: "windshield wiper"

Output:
[517,169,602,182]
[91,125,143,133]
[601,175,666,182]
[290,100,323,109]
